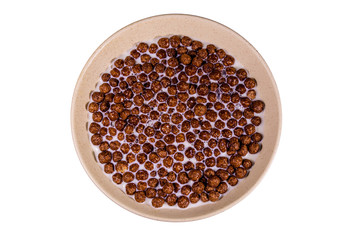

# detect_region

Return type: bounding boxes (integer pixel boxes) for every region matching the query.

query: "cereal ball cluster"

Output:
[87,35,265,208]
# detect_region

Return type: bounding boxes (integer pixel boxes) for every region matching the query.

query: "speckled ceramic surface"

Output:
[71,14,281,221]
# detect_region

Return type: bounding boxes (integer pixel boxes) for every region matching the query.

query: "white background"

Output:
[1,0,359,239]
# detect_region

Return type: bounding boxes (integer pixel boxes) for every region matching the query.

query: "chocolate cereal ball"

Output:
[192,182,205,194]
[208,191,220,202]
[166,194,178,206]
[235,167,247,179]
[152,197,165,208]
[177,196,190,208]
[242,159,253,170]
[112,173,123,184]
[208,176,221,188]
[251,100,265,113]
[126,183,136,195]
[227,176,238,186]
[188,169,202,181]
[200,193,209,202]
[216,182,228,194]
[134,191,146,203]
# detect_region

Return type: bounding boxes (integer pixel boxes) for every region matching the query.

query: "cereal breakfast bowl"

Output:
[71,14,281,221]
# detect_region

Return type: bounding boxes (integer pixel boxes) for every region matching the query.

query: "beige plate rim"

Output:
[71,14,282,222]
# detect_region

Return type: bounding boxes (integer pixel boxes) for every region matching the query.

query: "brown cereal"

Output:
[207,176,221,188]
[92,112,103,122]
[195,152,205,162]
[251,116,262,126]
[208,139,217,148]
[88,36,265,208]
[216,182,228,194]
[181,121,191,132]
[227,176,238,186]
[245,124,256,135]
[169,35,181,47]
[218,139,228,152]
[89,122,100,134]
[177,172,189,184]
[181,185,192,195]
[123,172,134,183]
[130,50,140,59]
[216,157,228,169]
[239,135,251,145]
[144,161,154,171]
[191,40,203,50]
[192,182,205,194]
[166,194,177,206]
[161,182,174,194]
[204,168,215,179]
[149,152,160,163]
[104,163,114,174]
[126,183,136,195]
[134,191,146,203]
[178,144,185,151]
[189,193,200,203]
[166,145,177,155]
[244,78,257,89]
[177,196,190,208]
[230,155,243,168]
[235,167,247,179]
[205,157,216,167]
[88,102,99,113]
[173,162,183,173]
[112,151,123,162]
[247,89,256,99]
[149,43,158,53]
[188,169,202,181]
[101,73,111,82]
[179,53,191,65]
[196,163,206,171]
[238,145,248,156]
[137,182,147,191]
[207,54,218,63]
[234,118,245,127]
[147,178,159,188]
[152,197,165,208]
[209,70,221,80]
[112,173,123,184]
[216,169,229,181]
[214,102,224,111]
[243,108,254,119]
[194,139,204,150]
[167,171,176,182]
[115,161,128,173]
[146,188,157,198]
[242,159,253,170]
[248,142,261,154]
[177,103,187,113]
[109,141,120,150]
[98,150,111,164]
[227,165,235,175]
[194,104,207,116]
[181,36,192,46]
[99,127,107,136]
[252,132,263,142]
[200,192,209,202]
[208,191,220,202]
[174,152,184,162]
[251,100,265,113]
[158,37,169,48]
